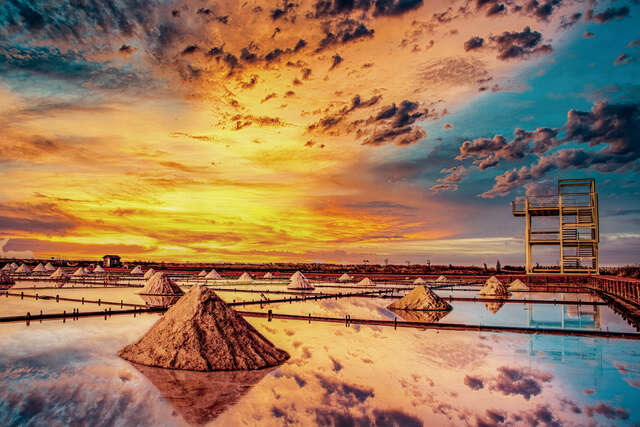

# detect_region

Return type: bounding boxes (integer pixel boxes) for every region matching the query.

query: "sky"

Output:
[0,0,639,265]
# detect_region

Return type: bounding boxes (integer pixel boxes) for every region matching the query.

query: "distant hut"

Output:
[198,270,208,277]
[140,272,184,296]
[33,263,47,273]
[388,286,451,311]
[93,265,105,273]
[143,268,157,280]
[508,279,529,291]
[288,271,314,290]
[356,277,375,287]
[338,273,353,282]
[15,263,31,274]
[205,269,223,280]
[434,275,448,283]
[72,267,87,277]
[478,276,510,297]
[263,272,274,279]
[50,268,70,280]
[44,262,56,271]
[413,277,426,285]
[237,272,253,282]
[130,265,144,275]
[0,271,15,286]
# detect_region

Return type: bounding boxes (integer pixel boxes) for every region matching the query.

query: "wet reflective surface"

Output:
[0,285,639,426]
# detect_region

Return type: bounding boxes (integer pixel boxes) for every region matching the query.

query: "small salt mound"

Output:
[206,269,223,280]
[237,272,253,282]
[15,263,32,274]
[44,262,56,271]
[1,263,13,272]
[338,273,352,282]
[413,277,426,284]
[119,285,289,371]
[131,265,144,275]
[508,279,529,291]
[141,272,184,296]
[33,263,47,273]
[0,272,14,286]
[72,267,87,277]
[50,268,70,279]
[93,265,105,273]
[198,270,207,277]
[10,262,19,270]
[388,286,451,311]
[356,277,375,287]
[263,272,274,279]
[288,271,314,290]
[143,268,156,279]
[434,275,448,283]
[478,276,510,297]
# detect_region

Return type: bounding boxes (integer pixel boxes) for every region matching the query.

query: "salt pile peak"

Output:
[263,272,273,279]
[434,275,448,283]
[388,285,452,311]
[478,276,510,297]
[130,265,144,275]
[237,272,253,282]
[93,265,105,273]
[15,263,31,274]
[356,277,375,287]
[288,271,314,290]
[33,263,47,273]
[50,268,70,279]
[119,285,289,371]
[338,273,352,282]
[143,268,156,279]
[413,277,426,284]
[206,269,223,280]
[44,262,56,271]
[141,272,184,296]
[508,279,529,291]
[198,270,208,277]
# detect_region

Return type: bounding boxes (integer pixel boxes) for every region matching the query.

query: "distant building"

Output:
[102,255,121,267]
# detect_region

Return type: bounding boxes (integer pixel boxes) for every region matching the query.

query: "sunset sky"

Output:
[1,0,639,265]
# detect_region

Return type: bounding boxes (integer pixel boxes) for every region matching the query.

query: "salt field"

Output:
[1,272,639,426]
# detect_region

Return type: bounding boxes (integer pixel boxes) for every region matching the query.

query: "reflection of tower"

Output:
[527,302,601,330]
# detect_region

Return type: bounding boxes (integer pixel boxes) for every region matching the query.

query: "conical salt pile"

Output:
[0,272,14,286]
[356,277,375,287]
[338,273,352,282]
[131,265,144,275]
[508,279,529,291]
[15,263,31,274]
[50,268,70,279]
[72,267,86,277]
[263,272,273,279]
[413,277,426,284]
[434,275,447,283]
[33,263,47,273]
[140,272,184,296]
[44,262,56,271]
[206,269,223,280]
[10,262,19,270]
[237,272,253,282]
[388,286,452,311]
[93,265,105,273]
[143,268,157,279]
[288,271,314,290]
[1,263,13,272]
[478,276,510,297]
[119,285,289,371]
[198,270,208,277]
[485,301,505,314]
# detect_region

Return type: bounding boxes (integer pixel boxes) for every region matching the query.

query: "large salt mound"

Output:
[140,294,182,307]
[131,265,144,275]
[288,271,314,290]
[263,272,273,279]
[237,272,253,282]
[434,275,448,283]
[72,267,87,277]
[50,267,70,279]
[119,285,289,371]
[198,270,208,277]
[206,269,223,280]
[1,263,13,272]
[141,272,184,296]
[143,268,156,279]
[10,262,19,270]
[338,273,352,282]
[508,279,529,291]
[387,286,452,311]
[15,263,31,274]
[44,262,56,271]
[478,276,510,297]
[356,277,375,287]
[0,272,14,286]
[413,277,426,284]
[33,263,47,273]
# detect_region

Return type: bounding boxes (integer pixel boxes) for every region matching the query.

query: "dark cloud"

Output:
[317,21,374,52]
[311,0,423,17]
[464,36,484,51]
[372,409,422,427]
[330,53,343,69]
[489,26,553,60]
[584,403,629,420]
[586,6,630,24]
[486,3,506,16]
[525,0,563,21]
[464,375,484,390]
[487,366,552,400]
[614,53,630,66]
[0,202,79,236]
[558,12,582,30]
[429,183,457,192]
[314,374,375,408]
[181,45,198,55]
[583,31,595,38]
[230,114,290,130]
[307,94,382,132]
[362,126,426,146]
